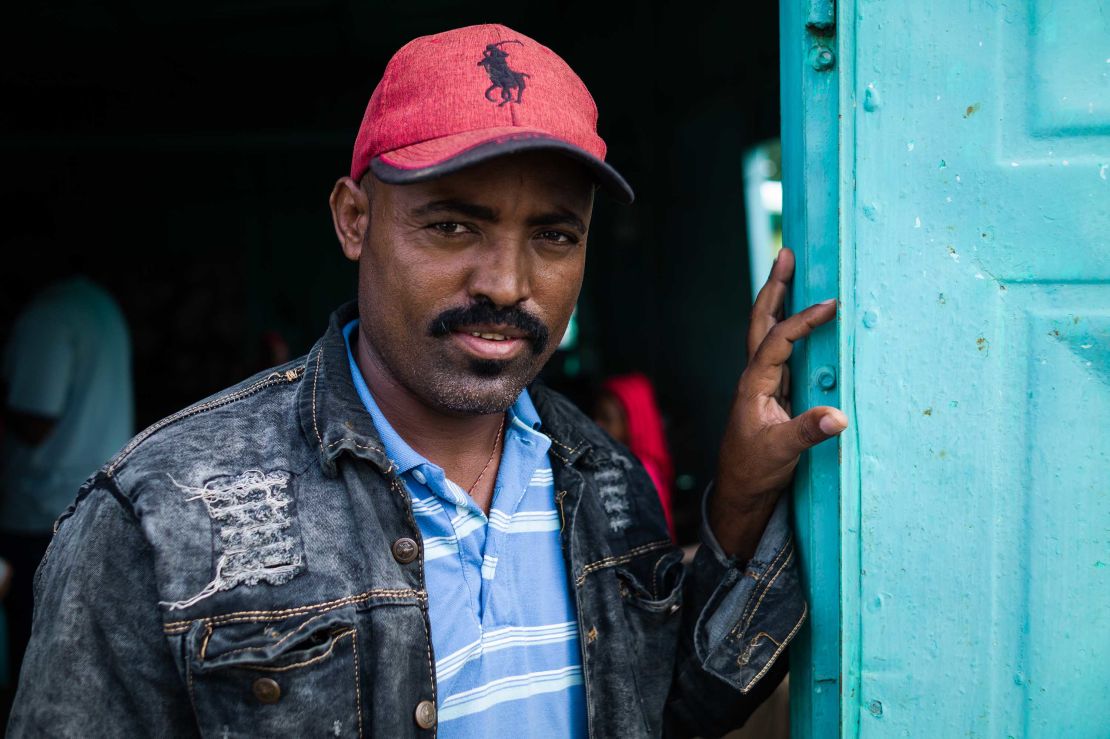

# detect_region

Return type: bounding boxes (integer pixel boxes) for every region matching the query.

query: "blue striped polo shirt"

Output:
[344,321,587,737]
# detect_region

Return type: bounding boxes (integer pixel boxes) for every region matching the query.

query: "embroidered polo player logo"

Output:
[478,40,530,106]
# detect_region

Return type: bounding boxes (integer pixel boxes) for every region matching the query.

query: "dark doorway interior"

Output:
[1,0,779,543]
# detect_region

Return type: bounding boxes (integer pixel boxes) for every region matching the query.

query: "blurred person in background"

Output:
[594,373,676,540]
[0,275,133,723]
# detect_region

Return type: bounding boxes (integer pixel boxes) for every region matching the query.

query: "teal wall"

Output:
[786,0,1110,735]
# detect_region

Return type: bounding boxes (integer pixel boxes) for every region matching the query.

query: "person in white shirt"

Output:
[0,276,133,716]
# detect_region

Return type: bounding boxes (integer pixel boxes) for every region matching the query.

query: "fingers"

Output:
[748,248,795,359]
[765,406,848,463]
[745,298,837,397]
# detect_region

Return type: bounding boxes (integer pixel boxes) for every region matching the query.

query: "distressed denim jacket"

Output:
[9,303,806,739]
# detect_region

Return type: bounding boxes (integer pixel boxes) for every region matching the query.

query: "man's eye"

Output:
[538,230,577,245]
[431,222,468,235]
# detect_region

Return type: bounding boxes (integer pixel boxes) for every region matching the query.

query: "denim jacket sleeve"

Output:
[6,475,196,738]
[664,487,806,737]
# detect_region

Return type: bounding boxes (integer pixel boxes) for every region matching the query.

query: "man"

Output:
[9,24,845,737]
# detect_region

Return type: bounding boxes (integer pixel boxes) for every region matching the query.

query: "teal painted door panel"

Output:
[780,0,842,736]
[784,0,1110,736]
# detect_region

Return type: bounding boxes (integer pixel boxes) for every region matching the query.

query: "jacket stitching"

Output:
[352,628,364,739]
[732,542,795,640]
[651,551,669,598]
[754,534,791,586]
[747,630,782,649]
[392,473,438,738]
[549,448,571,464]
[312,345,324,448]
[247,628,354,672]
[200,623,214,660]
[740,600,807,693]
[745,544,794,633]
[546,434,579,453]
[186,645,198,713]
[217,612,332,659]
[544,435,588,465]
[309,344,388,460]
[324,438,386,454]
[163,588,424,633]
[107,367,304,477]
[421,597,437,738]
[730,536,792,639]
[574,539,671,587]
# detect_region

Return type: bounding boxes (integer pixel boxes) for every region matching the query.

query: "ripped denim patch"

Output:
[162,469,305,611]
[595,454,633,534]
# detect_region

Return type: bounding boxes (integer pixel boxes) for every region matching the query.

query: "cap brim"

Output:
[370,127,634,204]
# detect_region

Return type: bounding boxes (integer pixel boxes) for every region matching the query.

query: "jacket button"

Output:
[414,699,437,729]
[252,677,282,704]
[392,537,419,564]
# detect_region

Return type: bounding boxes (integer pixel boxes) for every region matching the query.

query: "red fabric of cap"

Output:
[350,24,633,203]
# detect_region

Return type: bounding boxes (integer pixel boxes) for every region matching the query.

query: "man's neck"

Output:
[353,330,505,504]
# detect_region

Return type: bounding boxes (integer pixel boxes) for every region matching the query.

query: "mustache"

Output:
[429,302,550,356]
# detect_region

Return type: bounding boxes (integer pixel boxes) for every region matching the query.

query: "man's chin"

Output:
[423,360,540,416]
[468,357,511,378]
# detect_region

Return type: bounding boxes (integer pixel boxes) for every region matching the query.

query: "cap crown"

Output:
[350,24,607,180]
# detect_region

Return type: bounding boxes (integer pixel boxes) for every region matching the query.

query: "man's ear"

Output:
[329,176,370,261]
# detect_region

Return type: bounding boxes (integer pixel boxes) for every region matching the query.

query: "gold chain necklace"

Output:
[467,416,505,496]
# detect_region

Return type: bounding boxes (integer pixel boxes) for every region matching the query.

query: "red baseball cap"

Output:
[350,24,634,203]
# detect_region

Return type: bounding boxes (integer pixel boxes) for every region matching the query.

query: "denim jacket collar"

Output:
[297,301,394,478]
[530,388,595,468]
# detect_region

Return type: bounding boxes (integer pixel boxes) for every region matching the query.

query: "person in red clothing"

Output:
[593,373,676,540]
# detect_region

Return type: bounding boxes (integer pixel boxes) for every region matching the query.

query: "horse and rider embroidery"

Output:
[478,40,529,106]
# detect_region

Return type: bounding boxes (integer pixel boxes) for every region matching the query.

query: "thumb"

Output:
[773,406,848,459]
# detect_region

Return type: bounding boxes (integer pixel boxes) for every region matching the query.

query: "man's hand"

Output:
[708,247,847,560]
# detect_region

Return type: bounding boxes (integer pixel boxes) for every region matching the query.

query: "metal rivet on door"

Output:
[814,366,837,390]
[810,45,836,71]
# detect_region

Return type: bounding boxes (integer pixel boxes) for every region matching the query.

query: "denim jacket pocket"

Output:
[615,548,685,614]
[614,548,685,728]
[187,608,363,738]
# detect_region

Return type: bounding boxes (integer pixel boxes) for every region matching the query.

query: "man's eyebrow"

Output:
[410,199,497,221]
[526,209,587,234]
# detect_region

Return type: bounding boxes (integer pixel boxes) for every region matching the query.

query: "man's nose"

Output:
[467,237,532,307]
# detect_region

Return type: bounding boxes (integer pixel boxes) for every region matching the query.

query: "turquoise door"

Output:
[782,1,1110,736]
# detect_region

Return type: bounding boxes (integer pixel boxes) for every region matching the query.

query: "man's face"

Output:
[350,152,594,416]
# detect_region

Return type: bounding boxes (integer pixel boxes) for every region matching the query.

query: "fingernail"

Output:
[819,413,847,434]
[821,298,837,305]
